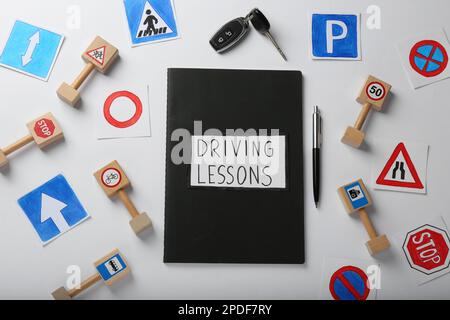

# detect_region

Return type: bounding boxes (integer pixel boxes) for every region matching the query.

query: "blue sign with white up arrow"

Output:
[18,175,90,245]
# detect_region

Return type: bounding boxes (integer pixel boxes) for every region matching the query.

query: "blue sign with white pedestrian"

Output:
[311,13,360,60]
[123,0,179,46]
[344,181,369,210]
[18,175,89,245]
[0,20,64,81]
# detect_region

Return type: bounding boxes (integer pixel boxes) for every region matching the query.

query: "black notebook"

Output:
[164,68,304,264]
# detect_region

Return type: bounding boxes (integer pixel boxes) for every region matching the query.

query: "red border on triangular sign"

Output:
[86,46,106,65]
[376,142,424,189]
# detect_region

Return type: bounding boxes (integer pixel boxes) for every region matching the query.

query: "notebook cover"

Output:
[164,68,304,263]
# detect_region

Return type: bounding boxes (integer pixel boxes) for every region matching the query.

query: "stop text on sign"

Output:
[403,224,450,275]
[34,118,55,138]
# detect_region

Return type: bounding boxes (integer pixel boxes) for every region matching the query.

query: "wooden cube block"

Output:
[366,234,391,256]
[27,113,64,149]
[130,212,152,235]
[82,36,119,74]
[94,249,130,286]
[57,82,80,106]
[52,287,71,300]
[0,150,8,168]
[341,126,365,148]
[356,75,391,112]
[94,160,130,197]
[337,179,372,214]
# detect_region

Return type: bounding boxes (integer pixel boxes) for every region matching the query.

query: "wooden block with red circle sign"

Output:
[83,36,119,73]
[94,160,130,197]
[94,160,152,235]
[27,113,63,148]
[356,75,391,112]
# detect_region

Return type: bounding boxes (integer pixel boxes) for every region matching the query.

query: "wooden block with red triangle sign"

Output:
[57,36,119,107]
[372,140,429,194]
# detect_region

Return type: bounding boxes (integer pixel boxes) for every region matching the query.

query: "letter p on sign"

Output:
[311,13,361,60]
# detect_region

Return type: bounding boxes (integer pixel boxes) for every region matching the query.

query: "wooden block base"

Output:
[130,213,152,235]
[366,234,390,256]
[57,82,80,106]
[341,126,365,148]
[51,287,72,300]
[0,150,8,168]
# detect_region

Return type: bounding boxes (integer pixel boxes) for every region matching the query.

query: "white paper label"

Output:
[190,135,287,189]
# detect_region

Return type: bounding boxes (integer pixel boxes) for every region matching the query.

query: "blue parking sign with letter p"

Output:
[311,13,360,60]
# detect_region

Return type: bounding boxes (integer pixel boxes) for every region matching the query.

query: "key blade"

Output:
[266,31,287,61]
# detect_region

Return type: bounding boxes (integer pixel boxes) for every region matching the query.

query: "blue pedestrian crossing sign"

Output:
[18,175,90,245]
[123,0,179,46]
[311,13,361,60]
[0,20,64,81]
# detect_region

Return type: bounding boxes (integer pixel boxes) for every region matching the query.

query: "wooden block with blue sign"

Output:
[337,179,390,256]
[94,160,152,235]
[52,249,130,300]
[0,113,63,169]
[57,36,119,106]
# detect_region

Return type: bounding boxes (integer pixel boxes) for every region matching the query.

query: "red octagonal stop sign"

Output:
[402,224,450,275]
[34,118,55,139]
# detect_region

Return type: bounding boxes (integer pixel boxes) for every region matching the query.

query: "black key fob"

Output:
[210,17,249,53]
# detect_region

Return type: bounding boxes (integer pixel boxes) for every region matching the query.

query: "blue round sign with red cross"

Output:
[329,266,370,300]
[409,40,448,77]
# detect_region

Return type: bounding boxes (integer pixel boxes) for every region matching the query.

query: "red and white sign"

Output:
[366,81,386,101]
[101,168,122,188]
[397,29,450,89]
[34,118,55,139]
[403,224,450,275]
[96,86,151,140]
[372,140,428,194]
[86,46,106,65]
[104,91,143,129]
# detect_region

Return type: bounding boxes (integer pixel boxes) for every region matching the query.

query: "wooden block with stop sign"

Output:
[337,179,391,256]
[52,249,130,300]
[94,160,152,235]
[0,113,63,169]
[341,75,392,148]
[57,36,119,106]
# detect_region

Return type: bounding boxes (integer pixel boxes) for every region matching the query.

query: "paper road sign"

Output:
[403,225,450,275]
[124,0,179,46]
[409,40,448,78]
[329,266,370,300]
[376,142,424,190]
[103,91,143,129]
[17,175,89,245]
[0,20,64,81]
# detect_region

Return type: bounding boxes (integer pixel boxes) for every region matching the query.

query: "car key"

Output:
[210,16,250,53]
[249,8,287,61]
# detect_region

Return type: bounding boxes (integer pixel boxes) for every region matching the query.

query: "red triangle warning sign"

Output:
[376,142,424,189]
[86,46,106,65]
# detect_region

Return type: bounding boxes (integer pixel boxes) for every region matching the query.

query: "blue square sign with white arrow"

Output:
[0,20,64,81]
[18,175,90,245]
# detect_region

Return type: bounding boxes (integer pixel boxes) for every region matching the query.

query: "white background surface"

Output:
[0,0,449,300]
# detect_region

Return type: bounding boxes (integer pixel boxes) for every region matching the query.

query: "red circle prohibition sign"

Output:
[365,81,386,101]
[104,91,143,128]
[329,266,370,300]
[409,40,448,77]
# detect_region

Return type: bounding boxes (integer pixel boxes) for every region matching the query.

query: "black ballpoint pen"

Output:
[313,106,322,208]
